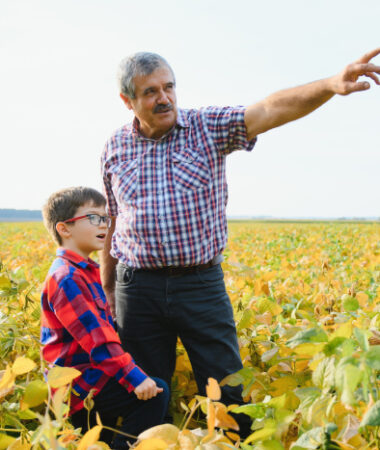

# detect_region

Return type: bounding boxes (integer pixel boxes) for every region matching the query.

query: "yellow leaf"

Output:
[269,376,298,396]
[177,430,200,449]
[243,419,276,444]
[255,312,273,325]
[7,438,31,449]
[0,433,16,450]
[356,292,369,307]
[330,321,352,340]
[77,425,102,450]
[333,441,355,450]
[0,274,12,289]
[207,400,216,436]
[292,343,325,356]
[256,298,282,316]
[309,355,324,371]
[134,438,170,449]
[22,379,48,409]
[175,354,192,372]
[214,403,239,431]
[0,366,15,400]
[52,386,69,421]
[206,377,221,401]
[12,357,36,376]
[226,431,240,442]
[47,366,81,388]
[138,424,179,444]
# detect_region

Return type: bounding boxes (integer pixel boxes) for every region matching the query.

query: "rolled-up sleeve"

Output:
[101,142,119,217]
[202,106,257,155]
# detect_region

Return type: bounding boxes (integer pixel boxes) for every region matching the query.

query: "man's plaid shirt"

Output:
[101,106,257,268]
[40,248,147,414]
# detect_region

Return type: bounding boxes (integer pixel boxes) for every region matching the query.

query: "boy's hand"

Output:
[134,378,163,400]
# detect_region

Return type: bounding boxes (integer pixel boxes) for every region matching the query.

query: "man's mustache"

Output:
[154,103,173,114]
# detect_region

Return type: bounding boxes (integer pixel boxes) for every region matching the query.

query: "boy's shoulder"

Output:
[45,249,98,290]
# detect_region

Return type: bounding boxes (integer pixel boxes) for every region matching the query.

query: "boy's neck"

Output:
[60,242,90,260]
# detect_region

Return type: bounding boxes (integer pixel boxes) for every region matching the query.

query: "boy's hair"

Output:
[42,186,106,245]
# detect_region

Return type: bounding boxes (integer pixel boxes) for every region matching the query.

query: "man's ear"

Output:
[120,93,133,110]
[56,222,72,241]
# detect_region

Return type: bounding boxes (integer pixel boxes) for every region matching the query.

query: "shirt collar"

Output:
[56,248,99,269]
[131,108,189,140]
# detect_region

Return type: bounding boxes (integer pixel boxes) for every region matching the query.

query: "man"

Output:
[100,49,380,434]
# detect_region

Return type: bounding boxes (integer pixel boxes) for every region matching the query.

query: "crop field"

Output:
[0,221,380,449]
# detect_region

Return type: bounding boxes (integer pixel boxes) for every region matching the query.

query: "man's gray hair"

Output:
[118,52,175,99]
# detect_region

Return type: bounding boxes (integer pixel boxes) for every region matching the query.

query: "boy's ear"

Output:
[120,93,134,110]
[56,222,72,241]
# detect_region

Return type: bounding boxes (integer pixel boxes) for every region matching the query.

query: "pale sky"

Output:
[1,0,379,217]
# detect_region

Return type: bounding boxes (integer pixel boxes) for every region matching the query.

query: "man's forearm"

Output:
[245,78,335,138]
[245,47,380,140]
[100,218,118,291]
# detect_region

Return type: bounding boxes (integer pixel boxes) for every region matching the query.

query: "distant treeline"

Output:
[0,209,42,222]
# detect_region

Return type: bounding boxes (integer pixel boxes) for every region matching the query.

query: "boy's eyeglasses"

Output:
[63,214,112,228]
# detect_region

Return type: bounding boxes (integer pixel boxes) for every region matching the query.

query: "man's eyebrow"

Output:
[143,86,155,94]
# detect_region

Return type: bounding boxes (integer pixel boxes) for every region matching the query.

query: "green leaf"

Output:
[312,357,335,392]
[354,328,370,351]
[365,346,380,370]
[18,408,38,420]
[360,400,380,427]
[287,327,328,348]
[293,426,324,448]
[238,309,255,331]
[220,367,255,387]
[0,275,12,290]
[232,403,266,419]
[323,337,347,356]
[256,440,285,450]
[342,295,359,312]
[336,364,362,406]
[23,379,48,408]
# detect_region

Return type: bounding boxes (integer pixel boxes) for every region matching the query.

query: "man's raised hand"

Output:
[331,47,380,95]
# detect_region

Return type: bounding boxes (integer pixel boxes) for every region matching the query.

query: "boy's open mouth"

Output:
[97,234,106,239]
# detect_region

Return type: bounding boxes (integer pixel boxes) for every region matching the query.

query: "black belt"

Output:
[119,255,223,277]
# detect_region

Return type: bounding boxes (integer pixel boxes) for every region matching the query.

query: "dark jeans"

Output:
[115,263,251,437]
[71,377,169,449]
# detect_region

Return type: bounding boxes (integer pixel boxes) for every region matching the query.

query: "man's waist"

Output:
[118,254,224,276]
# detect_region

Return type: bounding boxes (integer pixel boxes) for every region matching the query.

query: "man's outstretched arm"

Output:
[245,47,380,140]
[100,217,118,318]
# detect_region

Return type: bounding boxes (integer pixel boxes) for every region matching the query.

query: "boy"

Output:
[40,187,169,449]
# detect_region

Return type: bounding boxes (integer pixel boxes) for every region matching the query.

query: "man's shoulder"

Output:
[105,123,133,145]
[180,105,246,122]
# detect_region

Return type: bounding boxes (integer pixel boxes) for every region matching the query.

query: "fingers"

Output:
[364,72,380,85]
[134,378,161,400]
[356,47,380,64]
[344,81,371,94]
[347,62,380,79]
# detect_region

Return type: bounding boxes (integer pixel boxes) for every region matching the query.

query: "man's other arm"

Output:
[100,217,118,318]
[245,47,380,140]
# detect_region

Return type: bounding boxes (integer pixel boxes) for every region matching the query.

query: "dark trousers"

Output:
[115,263,251,437]
[71,377,169,449]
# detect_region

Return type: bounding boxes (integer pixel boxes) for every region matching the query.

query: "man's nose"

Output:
[157,89,169,104]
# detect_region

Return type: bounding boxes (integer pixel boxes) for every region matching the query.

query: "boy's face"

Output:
[57,202,109,259]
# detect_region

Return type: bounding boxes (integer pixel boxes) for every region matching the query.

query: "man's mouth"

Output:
[154,104,173,114]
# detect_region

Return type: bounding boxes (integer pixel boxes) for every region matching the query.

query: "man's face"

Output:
[121,65,177,140]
